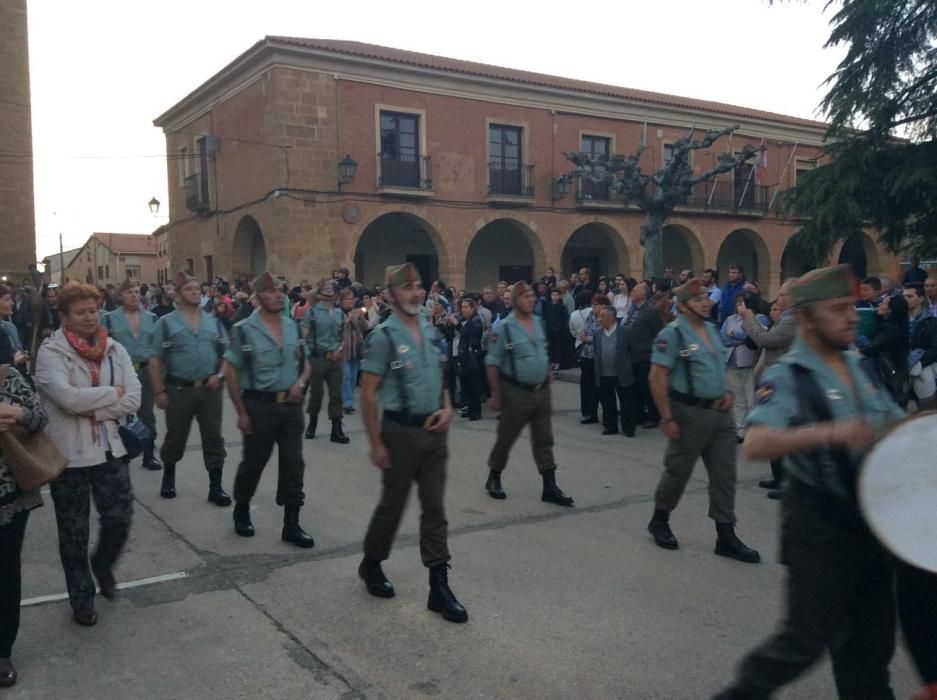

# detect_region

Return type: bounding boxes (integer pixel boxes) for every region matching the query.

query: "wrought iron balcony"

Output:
[488,163,534,197]
[576,177,612,202]
[378,154,432,190]
[681,180,770,213]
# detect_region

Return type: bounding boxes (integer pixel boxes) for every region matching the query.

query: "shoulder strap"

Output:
[673,325,695,397]
[381,325,410,417]
[235,323,254,384]
[105,313,113,336]
[501,320,517,379]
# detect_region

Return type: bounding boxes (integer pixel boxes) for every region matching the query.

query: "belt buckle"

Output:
[193,379,204,388]
[532,383,543,392]
[275,391,287,403]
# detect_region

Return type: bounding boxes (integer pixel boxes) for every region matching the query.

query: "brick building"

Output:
[154,37,898,296]
[58,233,160,287]
[0,0,38,283]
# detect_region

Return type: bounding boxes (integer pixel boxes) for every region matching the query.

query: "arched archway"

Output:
[232,216,267,279]
[780,235,813,281]
[716,229,770,288]
[466,218,543,290]
[661,224,704,277]
[561,223,629,282]
[838,233,880,280]
[353,212,442,288]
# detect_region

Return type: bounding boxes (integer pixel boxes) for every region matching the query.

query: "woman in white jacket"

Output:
[35,282,140,628]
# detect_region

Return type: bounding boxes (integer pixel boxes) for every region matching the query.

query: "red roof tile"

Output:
[267,36,828,131]
[92,233,157,255]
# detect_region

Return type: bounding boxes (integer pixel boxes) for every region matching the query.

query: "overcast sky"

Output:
[26,0,845,260]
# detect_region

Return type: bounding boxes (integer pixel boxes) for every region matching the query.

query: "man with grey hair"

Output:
[558,280,575,315]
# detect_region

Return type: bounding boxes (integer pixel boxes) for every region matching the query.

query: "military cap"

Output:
[674,278,703,305]
[512,280,533,302]
[384,262,420,288]
[790,264,857,307]
[174,270,198,288]
[316,281,336,299]
[117,278,138,294]
[253,271,284,294]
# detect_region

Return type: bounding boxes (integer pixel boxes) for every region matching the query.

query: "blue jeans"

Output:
[342,359,360,408]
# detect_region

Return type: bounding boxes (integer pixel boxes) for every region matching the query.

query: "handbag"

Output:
[108,355,152,460]
[0,364,68,492]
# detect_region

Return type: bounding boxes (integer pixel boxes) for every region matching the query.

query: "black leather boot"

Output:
[485,469,506,499]
[305,415,317,439]
[233,502,254,537]
[207,469,232,507]
[647,509,678,549]
[0,657,16,688]
[281,506,315,548]
[330,418,350,444]
[540,469,574,507]
[142,440,162,471]
[427,563,468,623]
[160,463,176,498]
[358,557,395,598]
[715,523,761,563]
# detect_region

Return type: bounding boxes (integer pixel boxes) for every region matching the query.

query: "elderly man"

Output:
[623,283,663,428]
[593,305,636,436]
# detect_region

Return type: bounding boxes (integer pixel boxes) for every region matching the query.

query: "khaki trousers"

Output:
[487,382,556,474]
[307,356,343,420]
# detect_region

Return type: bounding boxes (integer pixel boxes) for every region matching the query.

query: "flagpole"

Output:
[768,141,799,211]
[737,136,765,208]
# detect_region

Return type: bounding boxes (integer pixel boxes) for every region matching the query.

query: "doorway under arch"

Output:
[661,224,704,278]
[561,223,628,282]
[232,216,267,280]
[466,219,543,290]
[838,233,880,280]
[716,229,770,288]
[353,212,442,288]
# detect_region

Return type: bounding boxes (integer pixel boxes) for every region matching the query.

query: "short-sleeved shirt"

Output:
[747,337,904,493]
[150,309,229,380]
[224,310,307,392]
[302,304,343,352]
[360,313,443,415]
[485,313,550,385]
[651,315,726,399]
[105,307,157,364]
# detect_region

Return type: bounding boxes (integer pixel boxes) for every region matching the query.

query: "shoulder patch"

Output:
[754,380,776,405]
[655,337,668,353]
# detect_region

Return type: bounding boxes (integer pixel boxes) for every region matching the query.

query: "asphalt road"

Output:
[9,378,919,699]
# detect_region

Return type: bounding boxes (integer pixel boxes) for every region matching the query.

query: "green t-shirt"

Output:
[651,315,726,399]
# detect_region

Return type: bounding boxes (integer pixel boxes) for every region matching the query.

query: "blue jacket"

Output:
[718,279,746,322]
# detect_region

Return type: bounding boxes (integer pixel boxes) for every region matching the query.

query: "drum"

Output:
[859,412,937,573]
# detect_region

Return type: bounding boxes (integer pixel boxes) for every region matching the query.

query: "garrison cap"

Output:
[252,271,284,294]
[674,278,703,305]
[512,280,532,302]
[790,264,857,307]
[384,262,420,288]
[174,270,198,288]
[117,279,138,294]
[316,281,336,299]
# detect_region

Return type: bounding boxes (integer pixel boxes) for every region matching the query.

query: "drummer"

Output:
[714,264,905,699]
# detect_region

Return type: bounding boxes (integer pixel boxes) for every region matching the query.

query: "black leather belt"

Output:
[242,389,292,403]
[501,374,547,392]
[669,389,721,409]
[166,375,213,388]
[383,410,433,427]
[309,349,336,359]
[132,360,149,370]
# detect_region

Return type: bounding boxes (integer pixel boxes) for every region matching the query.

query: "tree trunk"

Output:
[641,210,666,280]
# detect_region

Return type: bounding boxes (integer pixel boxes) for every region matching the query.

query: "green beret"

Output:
[790,264,857,307]
[252,271,283,294]
[674,278,703,305]
[385,263,420,288]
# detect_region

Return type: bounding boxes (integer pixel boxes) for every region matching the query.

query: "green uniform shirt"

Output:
[302,303,343,353]
[150,309,229,380]
[360,313,443,415]
[651,315,726,399]
[485,313,550,385]
[224,310,307,392]
[747,337,904,492]
[105,307,157,364]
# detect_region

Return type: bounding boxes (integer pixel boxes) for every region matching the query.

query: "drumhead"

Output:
[859,412,937,573]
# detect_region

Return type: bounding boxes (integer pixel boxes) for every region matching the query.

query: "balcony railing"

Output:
[378,154,432,190]
[184,173,210,213]
[680,180,771,213]
[576,177,612,202]
[488,163,534,197]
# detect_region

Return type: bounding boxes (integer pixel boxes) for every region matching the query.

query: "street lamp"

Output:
[338,154,358,190]
[148,196,161,216]
[552,174,573,201]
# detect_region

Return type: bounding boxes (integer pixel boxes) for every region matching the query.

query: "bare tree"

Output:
[566,125,764,279]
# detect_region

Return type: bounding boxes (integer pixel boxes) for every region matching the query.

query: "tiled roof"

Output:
[268,36,828,131]
[92,233,157,255]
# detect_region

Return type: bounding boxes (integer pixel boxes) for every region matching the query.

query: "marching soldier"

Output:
[301,282,349,444]
[358,263,467,623]
[224,272,315,548]
[105,279,161,470]
[148,271,231,506]
[483,281,574,507]
[646,278,760,563]
[714,265,904,699]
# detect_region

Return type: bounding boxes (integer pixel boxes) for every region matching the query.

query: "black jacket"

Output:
[624,303,663,364]
[457,315,484,356]
[910,313,937,368]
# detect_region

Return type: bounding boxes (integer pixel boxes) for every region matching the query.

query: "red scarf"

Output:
[64,326,109,386]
